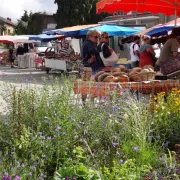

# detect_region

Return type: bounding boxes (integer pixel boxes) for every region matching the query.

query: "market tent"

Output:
[0,35,29,43]
[96,0,180,25]
[79,24,141,36]
[135,24,162,36]
[28,34,62,41]
[44,24,100,37]
[146,18,180,37]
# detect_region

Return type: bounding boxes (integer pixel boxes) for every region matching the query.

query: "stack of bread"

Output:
[94,65,129,83]
[129,65,155,82]
[93,65,156,83]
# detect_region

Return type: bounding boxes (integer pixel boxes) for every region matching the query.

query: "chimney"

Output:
[7,17,11,21]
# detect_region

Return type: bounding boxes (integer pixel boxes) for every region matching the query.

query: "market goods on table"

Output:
[93,65,156,83]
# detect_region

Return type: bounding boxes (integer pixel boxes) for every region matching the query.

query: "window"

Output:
[47,24,57,29]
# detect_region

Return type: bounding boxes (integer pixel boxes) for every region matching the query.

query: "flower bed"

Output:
[0,77,180,180]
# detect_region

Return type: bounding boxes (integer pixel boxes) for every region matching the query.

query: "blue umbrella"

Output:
[146,18,180,37]
[79,24,141,36]
[146,26,173,37]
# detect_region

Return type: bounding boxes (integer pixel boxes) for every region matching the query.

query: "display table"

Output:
[74,79,180,96]
[17,53,36,68]
[45,58,67,71]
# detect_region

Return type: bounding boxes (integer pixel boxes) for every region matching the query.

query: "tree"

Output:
[27,13,44,35]
[54,0,106,28]
[14,10,31,35]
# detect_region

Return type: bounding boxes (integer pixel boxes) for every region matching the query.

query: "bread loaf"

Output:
[112,68,121,73]
[132,67,142,72]
[97,73,109,82]
[118,75,129,82]
[129,72,141,82]
[142,65,154,71]
[113,77,119,82]
[119,65,126,72]
[113,72,126,77]
[94,71,105,82]
[103,75,115,82]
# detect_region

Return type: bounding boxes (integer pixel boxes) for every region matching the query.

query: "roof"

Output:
[0,16,16,27]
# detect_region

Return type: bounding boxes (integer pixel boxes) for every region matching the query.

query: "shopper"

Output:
[139,35,156,68]
[130,36,140,67]
[81,30,101,72]
[97,32,113,67]
[155,27,180,71]
[9,46,15,68]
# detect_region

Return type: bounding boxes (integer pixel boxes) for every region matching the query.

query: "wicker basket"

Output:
[139,72,155,81]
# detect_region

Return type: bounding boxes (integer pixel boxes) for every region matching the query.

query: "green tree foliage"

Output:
[27,13,43,35]
[14,10,31,35]
[54,0,106,28]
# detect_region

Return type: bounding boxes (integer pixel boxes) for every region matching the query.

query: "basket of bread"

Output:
[93,65,156,83]
[94,65,129,83]
[128,65,155,82]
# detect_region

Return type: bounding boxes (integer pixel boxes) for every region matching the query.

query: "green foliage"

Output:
[14,10,45,35]
[0,78,180,179]
[54,0,107,28]
[14,10,31,35]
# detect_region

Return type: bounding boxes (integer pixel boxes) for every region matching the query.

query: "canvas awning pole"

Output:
[175,0,177,26]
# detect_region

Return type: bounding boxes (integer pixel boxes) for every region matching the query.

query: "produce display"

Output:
[93,65,160,83]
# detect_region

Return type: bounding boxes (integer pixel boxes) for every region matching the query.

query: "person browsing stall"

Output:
[130,36,140,67]
[139,35,156,68]
[155,27,180,71]
[60,41,70,57]
[81,30,102,72]
[97,32,113,67]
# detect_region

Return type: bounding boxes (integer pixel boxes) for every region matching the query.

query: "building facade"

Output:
[38,14,57,33]
[0,16,16,35]
[99,12,176,28]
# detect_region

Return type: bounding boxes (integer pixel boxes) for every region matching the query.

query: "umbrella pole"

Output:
[175,5,177,26]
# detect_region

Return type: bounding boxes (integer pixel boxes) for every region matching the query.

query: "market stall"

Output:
[73,65,180,99]
[18,53,36,69]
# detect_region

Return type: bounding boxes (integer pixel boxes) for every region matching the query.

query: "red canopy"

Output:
[96,0,180,17]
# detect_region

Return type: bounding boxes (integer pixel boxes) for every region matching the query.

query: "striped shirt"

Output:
[60,47,69,57]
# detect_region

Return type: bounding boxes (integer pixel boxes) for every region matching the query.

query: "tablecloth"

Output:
[17,53,36,68]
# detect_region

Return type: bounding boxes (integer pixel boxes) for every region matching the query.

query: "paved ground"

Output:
[0,66,58,85]
[0,66,63,115]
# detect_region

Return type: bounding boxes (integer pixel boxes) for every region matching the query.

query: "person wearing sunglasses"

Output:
[97,32,118,67]
[97,32,113,65]
[81,30,102,72]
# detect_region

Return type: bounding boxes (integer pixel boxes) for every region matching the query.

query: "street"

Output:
[0,66,63,115]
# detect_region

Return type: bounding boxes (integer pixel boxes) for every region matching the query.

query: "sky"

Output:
[0,0,57,22]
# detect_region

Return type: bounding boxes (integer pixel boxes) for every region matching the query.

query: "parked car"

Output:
[35,42,52,56]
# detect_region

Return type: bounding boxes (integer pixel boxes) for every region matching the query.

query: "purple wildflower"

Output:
[112,142,118,148]
[133,147,139,152]
[55,126,61,131]
[2,177,11,180]
[119,159,124,164]
[65,177,70,180]
[4,121,8,126]
[176,168,180,175]
[116,151,120,156]
[14,175,21,180]
[2,173,11,180]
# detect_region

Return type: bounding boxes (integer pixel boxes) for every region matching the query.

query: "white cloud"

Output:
[0,0,57,22]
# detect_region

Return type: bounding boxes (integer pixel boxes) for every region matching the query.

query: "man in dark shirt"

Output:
[16,45,25,56]
[81,30,101,72]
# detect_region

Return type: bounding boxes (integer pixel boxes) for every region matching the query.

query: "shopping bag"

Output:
[100,43,118,66]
